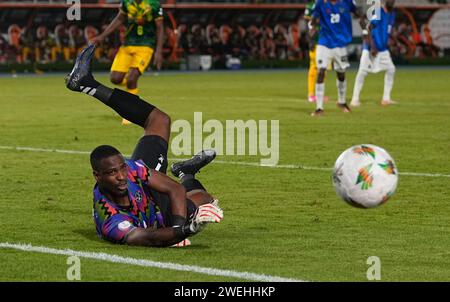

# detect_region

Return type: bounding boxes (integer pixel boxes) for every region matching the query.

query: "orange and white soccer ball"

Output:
[332,144,398,208]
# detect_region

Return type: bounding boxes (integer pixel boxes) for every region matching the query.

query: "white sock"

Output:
[336,79,347,104]
[315,83,325,110]
[383,68,395,101]
[352,70,367,103]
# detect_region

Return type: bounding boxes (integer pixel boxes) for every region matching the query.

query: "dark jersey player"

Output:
[66,45,223,247]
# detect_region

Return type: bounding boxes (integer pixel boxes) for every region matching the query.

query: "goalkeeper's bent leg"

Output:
[182,175,218,207]
[89,86,155,129]
[181,175,206,192]
[66,45,155,128]
[186,189,215,207]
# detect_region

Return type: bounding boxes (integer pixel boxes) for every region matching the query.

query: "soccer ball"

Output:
[332,144,398,208]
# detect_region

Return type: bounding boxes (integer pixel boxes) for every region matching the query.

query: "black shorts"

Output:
[150,190,197,227]
[132,135,197,226]
[131,135,168,173]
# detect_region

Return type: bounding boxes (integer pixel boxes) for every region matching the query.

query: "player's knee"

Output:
[158,111,171,129]
[337,72,345,81]
[147,109,171,129]
[126,69,140,88]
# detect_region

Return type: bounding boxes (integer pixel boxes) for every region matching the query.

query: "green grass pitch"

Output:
[0,68,449,281]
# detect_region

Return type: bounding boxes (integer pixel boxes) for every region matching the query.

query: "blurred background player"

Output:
[65,45,222,247]
[54,24,71,62]
[309,0,364,116]
[35,25,56,64]
[69,25,86,60]
[351,0,397,107]
[91,0,164,125]
[304,0,329,104]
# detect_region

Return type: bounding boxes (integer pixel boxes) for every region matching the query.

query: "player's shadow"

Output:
[179,244,210,250]
[73,228,100,242]
[72,228,211,249]
[277,106,299,111]
[277,106,314,115]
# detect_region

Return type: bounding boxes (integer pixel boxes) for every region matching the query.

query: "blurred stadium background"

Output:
[0,0,449,73]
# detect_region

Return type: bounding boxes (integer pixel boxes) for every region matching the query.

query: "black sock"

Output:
[179,173,194,183]
[77,71,101,90]
[86,86,155,128]
[181,177,206,192]
[77,75,114,102]
[92,84,114,102]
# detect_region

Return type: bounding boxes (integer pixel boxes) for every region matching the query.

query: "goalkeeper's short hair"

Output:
[90,145,121,171]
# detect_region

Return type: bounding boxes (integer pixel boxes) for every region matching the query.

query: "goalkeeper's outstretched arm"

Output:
[124,169,223,247]
[125,227,187,247]
[124,202,223,247]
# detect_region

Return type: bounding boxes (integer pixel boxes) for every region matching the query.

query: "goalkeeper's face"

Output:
[94,154,128,198]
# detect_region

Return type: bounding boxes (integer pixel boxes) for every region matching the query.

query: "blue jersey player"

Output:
[65,45,223,247]
[351,0,397,107]
[309,0,364,116]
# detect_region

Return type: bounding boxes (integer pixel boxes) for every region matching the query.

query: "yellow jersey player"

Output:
[304,0,328,104]
[91,0,164,125]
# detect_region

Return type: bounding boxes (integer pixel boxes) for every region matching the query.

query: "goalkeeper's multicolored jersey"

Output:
[120,0,163,48]
[93,159,165,244]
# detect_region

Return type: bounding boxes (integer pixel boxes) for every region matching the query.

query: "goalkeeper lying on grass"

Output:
[65,44,223,247]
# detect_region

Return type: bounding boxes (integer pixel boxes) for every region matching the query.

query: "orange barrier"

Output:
[1,2,448,64]
[0,3,306,9]
[0,3,447,10]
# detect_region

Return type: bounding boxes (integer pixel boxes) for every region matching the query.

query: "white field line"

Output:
[0,242,304,282]
[1,145,449,178]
